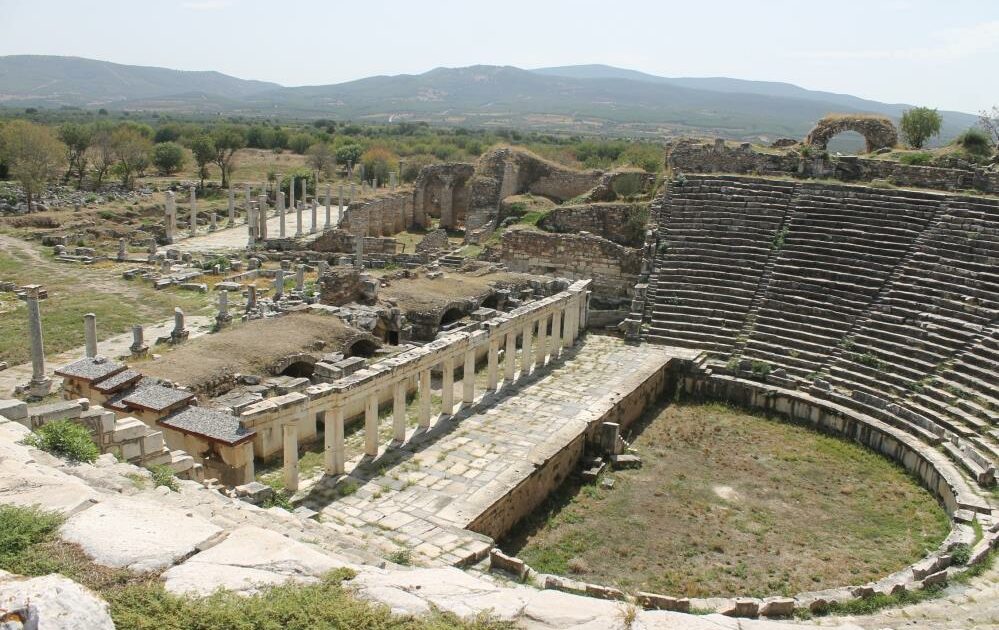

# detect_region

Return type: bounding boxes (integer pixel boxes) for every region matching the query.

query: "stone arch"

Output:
[804,115,898,153]
[439,306,465,327]
[346,338,379,358]
[412,164,475,230]
[272,352,317,378]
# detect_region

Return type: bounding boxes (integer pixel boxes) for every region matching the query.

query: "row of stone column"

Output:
[282,292,587,490]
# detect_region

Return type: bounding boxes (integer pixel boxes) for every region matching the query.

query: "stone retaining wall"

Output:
[667,138,998,193]
[537,202,648,247]
[500,230,641,303]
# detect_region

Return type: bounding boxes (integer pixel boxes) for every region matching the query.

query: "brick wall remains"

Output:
[537,202,648,247]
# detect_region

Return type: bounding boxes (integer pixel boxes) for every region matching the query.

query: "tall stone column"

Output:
[325,184,332,228]
[258,195,268,240]
[83,313,97,358]
[310,200,318,234]
[440,181,455,230]
[25,286,51,397]
[295,202,303,237]
[283,422,299,492]
[504,330,517,382]
[189,187,197,237]
[244,184,251,221]
[227,187,235,226]
[247,203,257,246]
[487,336,499,391]
[216,290,231,328]
[520,319,534,377]
[300,178,307,208]
[364,393,379,457]
[274,269,285,301]
[338,185,344,225]
[392,380,407,443]
[295,265,305,292]
[278,192,286,238]
[418,369,431,428]
[349,183,356,204]
[551,308,563,360]
[563,297,577,349]
[246,286,257,312]
[462,348,475,404]
[324,405,345,475]
[535,313,548,368]
[441,357,454,416]
[165,191,176,244]
[288,176,295,211]
[354,233,364,269]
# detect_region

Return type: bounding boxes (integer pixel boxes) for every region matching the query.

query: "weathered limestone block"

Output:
[0,571,114,630]
[162,526,351,595]
[60,496,223,572]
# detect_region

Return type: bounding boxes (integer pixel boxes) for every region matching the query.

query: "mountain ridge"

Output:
[0,56,977,145]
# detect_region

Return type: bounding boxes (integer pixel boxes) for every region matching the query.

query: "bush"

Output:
[360,146,399,185]
[288,133,314,155]
[149,464,178,491]
[610,172,645,199]
[899,152,933,166]
[151,142,187,175]
[955,128,993,158]
[951,543,972,566]
[23,420,99,463]
[0,505,63,568]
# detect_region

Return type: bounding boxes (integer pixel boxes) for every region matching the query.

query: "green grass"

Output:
[149,465,179,492]
[503,402,950,598]
[23,420,99,463]
[0,249,212,365]
[0,503,514,630]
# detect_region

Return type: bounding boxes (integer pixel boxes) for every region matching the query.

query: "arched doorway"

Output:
[804,115,899,153]
[347,339,379,358]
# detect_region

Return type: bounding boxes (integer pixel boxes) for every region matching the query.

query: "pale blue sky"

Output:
[0,0,995,113]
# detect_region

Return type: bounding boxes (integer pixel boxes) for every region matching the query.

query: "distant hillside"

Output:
[0,55,278,106]
[0,56,978,147]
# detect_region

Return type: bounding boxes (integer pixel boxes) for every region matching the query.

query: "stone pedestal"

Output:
[215,290,232,328]
[171,307,189,343]
[130,324,148,358]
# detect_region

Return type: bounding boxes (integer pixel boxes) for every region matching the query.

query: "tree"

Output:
[88,122,116,189]
[0,120,66,210]
[211,125,245,188]
[288,133,313,155]
[189,134,215,190]
[152,142,187,175]
[335,143,363,167]
[306,142,335,178]
[57,123,92,188]
[978,106,999,149]
[360,146,398,186]
[900,107,942,149]
[111,126,152,188]
[154,123,183,144]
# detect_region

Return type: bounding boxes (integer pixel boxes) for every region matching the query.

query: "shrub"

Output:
[951,543,971,566]
[0,505,63,568]
[360,145,399,185]
[149,465,178,491]
[899,152,933,166]
[610,172,645,199]
[955,128,993,158]
[750,361,772,378]
[151,142,187,175]
[23,420,99,463]
[387,549,412,565]
[288,133,314,155]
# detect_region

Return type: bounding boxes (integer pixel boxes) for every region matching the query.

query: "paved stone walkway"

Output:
[0,315,213,396]
[299,335,697,566]
[171,207,344,253]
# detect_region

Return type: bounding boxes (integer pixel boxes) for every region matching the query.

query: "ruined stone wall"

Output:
[340,192,413,237]
[537,203,648,247]
[311,229,398,255]
[500,230,641,302]
[415,229,449,254]
[319,266,363,306]
[667,138,997,193]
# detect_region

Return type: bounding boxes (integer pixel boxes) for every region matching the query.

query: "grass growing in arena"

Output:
[0,504,513,630]
[502,402,950,598]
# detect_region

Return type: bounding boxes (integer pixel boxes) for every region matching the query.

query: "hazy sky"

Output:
[0,0,996,113]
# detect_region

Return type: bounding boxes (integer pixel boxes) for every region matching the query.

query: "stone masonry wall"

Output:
[537,202,648,247]
[500,230,641,302]
[311,229,398,255]
[667,138,997,193]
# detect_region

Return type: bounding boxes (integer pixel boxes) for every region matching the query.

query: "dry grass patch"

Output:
[503,402,949,598]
